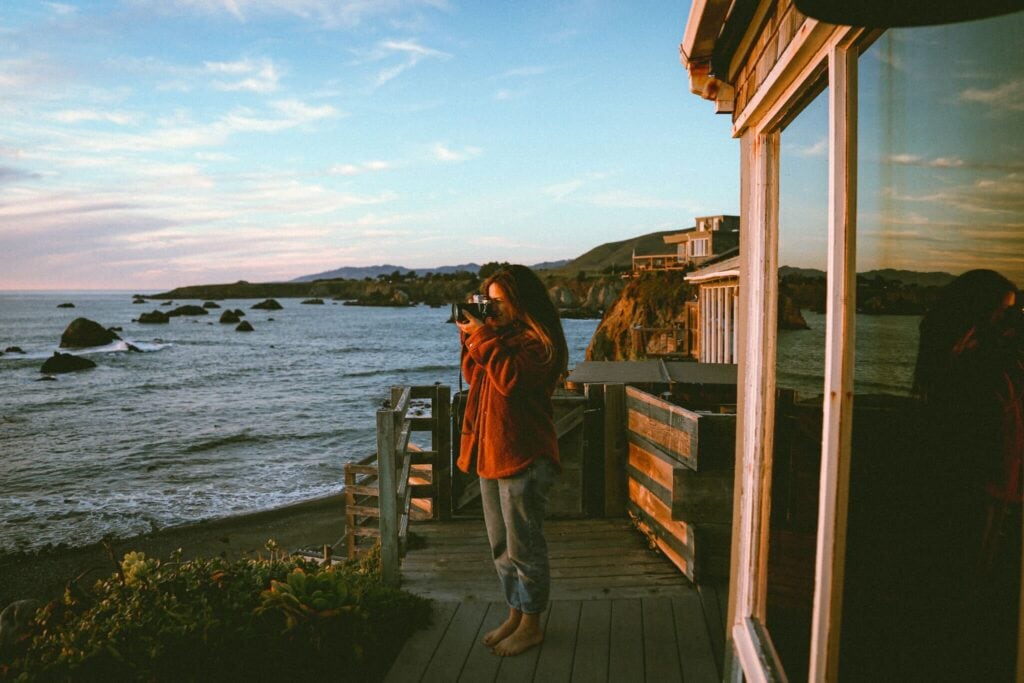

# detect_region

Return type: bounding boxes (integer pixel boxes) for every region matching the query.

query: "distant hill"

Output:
[548,230,681,276]
[859,269,956,288]
[292,263,482,282]
[779,265,956,288]
[292,259,571,282]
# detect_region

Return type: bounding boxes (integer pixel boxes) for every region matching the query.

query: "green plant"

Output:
[3,542,430,682]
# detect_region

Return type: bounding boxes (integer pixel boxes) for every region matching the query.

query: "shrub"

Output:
[2,543,430,682]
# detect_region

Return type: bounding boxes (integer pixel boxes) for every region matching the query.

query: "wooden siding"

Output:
[732,0,808,120]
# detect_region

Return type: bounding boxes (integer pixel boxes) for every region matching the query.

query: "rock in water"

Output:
[4,346,25,354]
[219,310,241,324]
[252,299,283,310]
[41,352,96,373]
[167,305,208,317]
[236,321,254,332]
[138,310,170,324]
[778,293,810,330]
[202,301,221,309]
[301,298,325,305]
[60,318,120,348]
[57,302,75,308]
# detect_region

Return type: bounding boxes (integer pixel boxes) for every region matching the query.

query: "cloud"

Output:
[146,0,452,29]
[373,39,451,86]
[329,160,392,176]
[791,137,826,158]
[961,78,1024,112]
[44,3,78,15]
[884,153,1024,173]
[500,66,548,79]
[432,142,480,162]
[542,171,610,201]
[0,166,42,184]
[542,179,584,200]
[205,57,281,93]
[47,109,140,125]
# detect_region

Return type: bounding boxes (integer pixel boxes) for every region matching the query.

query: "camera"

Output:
[453,294,494,323]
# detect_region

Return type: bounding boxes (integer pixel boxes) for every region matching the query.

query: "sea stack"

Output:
[252,299,283,310]
[60,318,120,348]
[41,352,96,373]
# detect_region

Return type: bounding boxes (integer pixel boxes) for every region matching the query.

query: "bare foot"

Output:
[492,616,544,656]
[482,609,521,647]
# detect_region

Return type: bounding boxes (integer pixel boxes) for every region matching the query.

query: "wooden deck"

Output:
[385,518,726,682]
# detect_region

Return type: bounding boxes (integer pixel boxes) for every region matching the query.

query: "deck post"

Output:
[433,384,452,520]
[377,402,400,587]
[603,383,627,516]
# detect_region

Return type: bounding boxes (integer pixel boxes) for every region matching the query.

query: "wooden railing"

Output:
[344,384,451,586]
[631,253,688,272]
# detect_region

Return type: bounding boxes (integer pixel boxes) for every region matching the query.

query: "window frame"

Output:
[729,18,873,683]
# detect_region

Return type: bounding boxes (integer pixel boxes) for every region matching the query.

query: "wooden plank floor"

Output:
[386,518,723,682]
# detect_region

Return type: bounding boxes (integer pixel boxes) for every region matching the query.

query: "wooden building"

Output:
[680,1,1024,680]
[686,249,740,364]
[632,214,740,273]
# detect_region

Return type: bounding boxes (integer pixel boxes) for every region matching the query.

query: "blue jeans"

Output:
[479,458,555,614]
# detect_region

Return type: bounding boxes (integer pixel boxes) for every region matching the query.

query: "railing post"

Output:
[603,383,627,517]
[434,384,452,520]
[377,402,400,587]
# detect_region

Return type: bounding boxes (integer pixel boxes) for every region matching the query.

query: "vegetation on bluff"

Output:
[1,543,430,682]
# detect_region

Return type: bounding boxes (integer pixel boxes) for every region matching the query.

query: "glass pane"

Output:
[844,14,1024,680]
[767,82,829,682]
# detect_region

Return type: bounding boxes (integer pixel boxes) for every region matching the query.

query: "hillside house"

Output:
[631,214,740,273]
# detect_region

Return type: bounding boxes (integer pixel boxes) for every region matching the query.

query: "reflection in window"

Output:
[769,82,829,682]
[842,13,1024,680]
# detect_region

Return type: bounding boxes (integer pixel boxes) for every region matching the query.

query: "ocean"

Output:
[0,294,919,554]
[0,292,599,553]
[776,310,920,397]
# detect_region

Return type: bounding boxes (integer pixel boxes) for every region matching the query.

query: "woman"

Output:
[455,265,568,657]
[908,268,1023,680]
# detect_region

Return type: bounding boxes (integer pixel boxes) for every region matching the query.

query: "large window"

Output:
[842,13,1024,680]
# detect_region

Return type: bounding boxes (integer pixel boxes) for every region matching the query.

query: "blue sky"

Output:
[0,1,740,290]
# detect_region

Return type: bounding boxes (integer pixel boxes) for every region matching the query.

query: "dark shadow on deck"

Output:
[385,518,726,682]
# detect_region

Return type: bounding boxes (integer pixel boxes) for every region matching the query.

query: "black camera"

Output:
[453,295,494,323]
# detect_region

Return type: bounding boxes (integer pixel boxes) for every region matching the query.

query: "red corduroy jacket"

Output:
[457,323,561,479]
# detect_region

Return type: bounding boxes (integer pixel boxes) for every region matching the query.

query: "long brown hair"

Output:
[482,265,568,377]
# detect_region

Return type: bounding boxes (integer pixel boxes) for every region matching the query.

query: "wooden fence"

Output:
[344,384,451,586]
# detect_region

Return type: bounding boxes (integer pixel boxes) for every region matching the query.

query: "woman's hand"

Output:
[456,308,485,336]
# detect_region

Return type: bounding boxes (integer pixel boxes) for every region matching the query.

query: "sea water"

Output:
[0,292,599,553]
[0,294,919,553]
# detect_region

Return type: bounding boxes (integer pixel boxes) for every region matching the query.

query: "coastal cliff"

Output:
[586,272,695,361]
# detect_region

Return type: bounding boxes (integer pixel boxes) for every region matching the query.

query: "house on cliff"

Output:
[681,0,1023,680]
[631,214,740,273]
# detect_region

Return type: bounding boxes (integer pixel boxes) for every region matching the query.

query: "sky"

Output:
[0,0,741,291]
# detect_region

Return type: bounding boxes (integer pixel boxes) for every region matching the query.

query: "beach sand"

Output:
[0,493,348,609]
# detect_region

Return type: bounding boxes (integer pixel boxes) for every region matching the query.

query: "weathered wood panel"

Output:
[623,386,735,582]
[625,386,736,471]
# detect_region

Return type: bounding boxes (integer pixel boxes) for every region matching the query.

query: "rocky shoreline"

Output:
[0,493,348,609]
